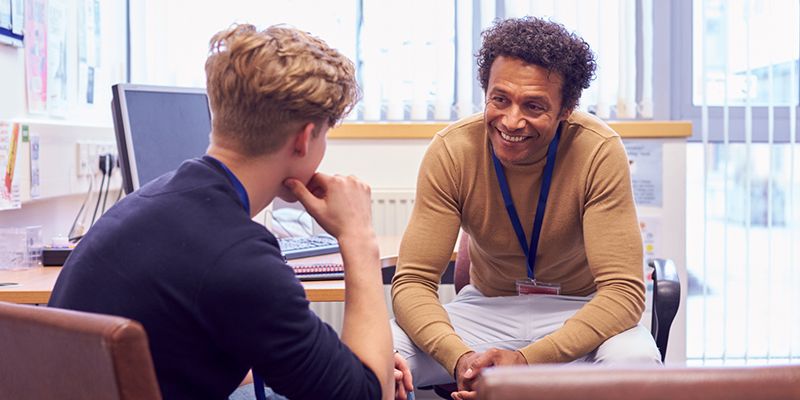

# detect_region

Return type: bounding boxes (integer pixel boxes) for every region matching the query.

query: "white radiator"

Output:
[310,188,457,335]
[370,189,416,236]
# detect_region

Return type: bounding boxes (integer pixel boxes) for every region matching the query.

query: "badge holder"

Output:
[516,278,561,295]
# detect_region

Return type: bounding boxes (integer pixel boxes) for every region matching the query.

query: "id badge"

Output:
[516,278,561,295]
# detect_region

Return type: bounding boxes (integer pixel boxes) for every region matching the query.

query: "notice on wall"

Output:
[638,216,661,263]
[624,140,663,207]
[29,127,40,199]
[0,122,22,210]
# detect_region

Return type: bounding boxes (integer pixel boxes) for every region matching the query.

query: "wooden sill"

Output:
[328,120,692,139]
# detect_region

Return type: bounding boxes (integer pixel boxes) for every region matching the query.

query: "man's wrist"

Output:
[453,350,475,380]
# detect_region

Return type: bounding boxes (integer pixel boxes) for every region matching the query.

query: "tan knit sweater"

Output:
[391,111,645,375]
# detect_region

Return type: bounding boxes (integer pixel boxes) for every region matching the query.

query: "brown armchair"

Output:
[476,364,800,400]
[0,301,161,399]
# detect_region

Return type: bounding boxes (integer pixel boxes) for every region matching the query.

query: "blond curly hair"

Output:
[205,24,360,156]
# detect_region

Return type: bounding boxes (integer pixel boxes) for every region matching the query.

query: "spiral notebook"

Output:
[290,263,345,281]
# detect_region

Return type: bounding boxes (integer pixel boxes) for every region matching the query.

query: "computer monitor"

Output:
[111,84,212,194]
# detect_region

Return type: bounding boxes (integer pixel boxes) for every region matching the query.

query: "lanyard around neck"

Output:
[207,156,250,215]
[490,125,561,280]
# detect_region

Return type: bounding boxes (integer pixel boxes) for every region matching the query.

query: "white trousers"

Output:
[391,285,662,387]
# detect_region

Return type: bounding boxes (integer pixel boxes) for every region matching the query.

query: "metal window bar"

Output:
[743,0,753,364]
[721,0,731,363]
[699,0,710,365]
[790,39,798,363]
[765,0,775,362]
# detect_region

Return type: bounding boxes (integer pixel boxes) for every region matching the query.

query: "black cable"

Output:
[101,173,111,214]
[68,178,94,242]
[100,154,114,213]
[114,188,123,204]
[90,172,107,228]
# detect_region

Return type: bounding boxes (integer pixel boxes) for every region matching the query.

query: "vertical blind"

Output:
[690,0,799,365]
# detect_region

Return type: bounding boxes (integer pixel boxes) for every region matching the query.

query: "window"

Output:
[682,0,800,365]
[128,0,648,121]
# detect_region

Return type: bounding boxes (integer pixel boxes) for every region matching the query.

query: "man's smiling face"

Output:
[484,56,571,166]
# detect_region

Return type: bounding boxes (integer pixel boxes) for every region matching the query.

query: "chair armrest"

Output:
[476,364,800,400]
[649,258,681,361]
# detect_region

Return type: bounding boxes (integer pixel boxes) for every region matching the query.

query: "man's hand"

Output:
[452,348,526,399]
[285,173,374,240]
[393,352,414,400]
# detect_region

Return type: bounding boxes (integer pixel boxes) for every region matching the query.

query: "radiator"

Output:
[310,188,457,335]
[370,189,416,236]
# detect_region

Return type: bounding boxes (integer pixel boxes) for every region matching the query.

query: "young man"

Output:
[49,24,411,400]
[391,17,661,400]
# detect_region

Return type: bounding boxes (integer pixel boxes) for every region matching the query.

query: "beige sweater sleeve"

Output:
[391,135,472,375]
[518,137,645,363]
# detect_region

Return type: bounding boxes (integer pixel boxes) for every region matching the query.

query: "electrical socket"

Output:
[76,141,118,177]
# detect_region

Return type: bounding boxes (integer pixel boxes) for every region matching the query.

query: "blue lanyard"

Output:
[207,156,250,215]
[490,125,561,280]
[209,155,266,398]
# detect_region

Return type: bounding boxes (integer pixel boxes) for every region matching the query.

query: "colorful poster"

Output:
[24,0,47,115]
[0,122,22,210]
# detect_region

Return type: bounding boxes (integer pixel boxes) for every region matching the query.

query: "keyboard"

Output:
[278,235,340,259]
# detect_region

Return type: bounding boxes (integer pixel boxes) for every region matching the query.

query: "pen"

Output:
[0,282,19,287]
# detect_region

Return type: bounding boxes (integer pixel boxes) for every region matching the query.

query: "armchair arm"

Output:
[649,258,681,361]
[476,364,800,400]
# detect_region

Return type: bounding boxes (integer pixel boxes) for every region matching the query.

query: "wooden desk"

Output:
[0,236,441,305]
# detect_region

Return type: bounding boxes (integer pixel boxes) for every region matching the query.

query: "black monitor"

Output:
[111,84,212,194]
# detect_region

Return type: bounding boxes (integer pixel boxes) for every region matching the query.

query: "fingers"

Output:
[394,374,407,400]
[465,350,497,376]
[452,390,478,400]
[283,177,321,209]
[393,353,414,392]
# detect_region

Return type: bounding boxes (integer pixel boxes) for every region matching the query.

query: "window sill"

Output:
[328,120,692,139]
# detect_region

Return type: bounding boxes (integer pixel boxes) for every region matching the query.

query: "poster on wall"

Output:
[47,0,68,117]
[0,0,24,47]
[0,122,22,210]
[24,0,47,114]
[624,140,663,207]
[78,0,100,105]
[638,216,661,263]
[1,0,11,30]
[29,127,40,199]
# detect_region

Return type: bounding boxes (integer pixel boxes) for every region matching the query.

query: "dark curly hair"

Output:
[477,17,596,112]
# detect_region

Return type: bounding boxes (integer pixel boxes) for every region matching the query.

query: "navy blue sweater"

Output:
[49,157,380,399]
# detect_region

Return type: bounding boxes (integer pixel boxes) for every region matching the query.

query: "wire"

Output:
[100,154,116,213]
[90,172,107,228]
[68,177,94,242]
[114,188,123,204]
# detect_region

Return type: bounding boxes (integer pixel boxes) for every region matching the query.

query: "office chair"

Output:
[476,364,800,400]
[428,233,682,399]
[0,301,162,400]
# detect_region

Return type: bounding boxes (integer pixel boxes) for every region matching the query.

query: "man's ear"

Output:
[558,106,575,121]
[291,122,317,157]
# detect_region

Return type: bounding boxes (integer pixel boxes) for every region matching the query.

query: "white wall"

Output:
[0,1,126,241]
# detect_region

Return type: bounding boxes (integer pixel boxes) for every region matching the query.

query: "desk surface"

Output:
[0,236,450,304]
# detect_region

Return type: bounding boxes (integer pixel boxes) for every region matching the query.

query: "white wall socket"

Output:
[76,140,117,177]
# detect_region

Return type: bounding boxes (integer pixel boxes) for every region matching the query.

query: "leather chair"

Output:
[476,364,800,400]
[0,301,161,400]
